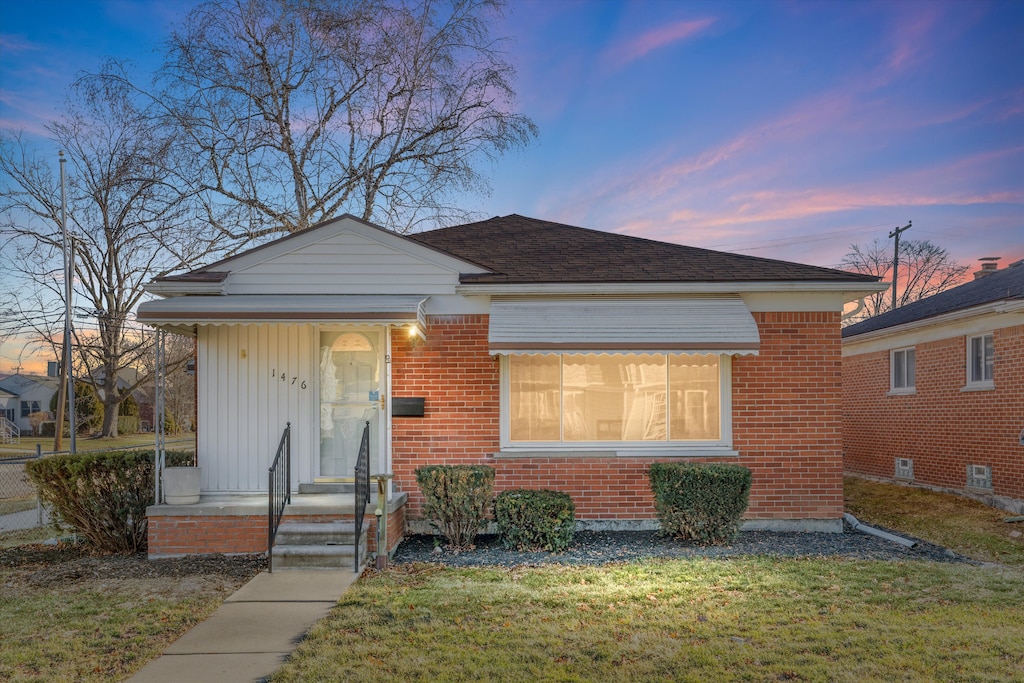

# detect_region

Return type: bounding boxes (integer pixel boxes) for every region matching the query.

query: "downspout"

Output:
[844,513,917,548]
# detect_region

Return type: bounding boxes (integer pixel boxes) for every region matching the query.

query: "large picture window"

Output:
[507,353,724,445]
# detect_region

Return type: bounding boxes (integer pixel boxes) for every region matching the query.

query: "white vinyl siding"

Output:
[197,324,317,492]
[227,231,461,295]
[890,347,915,393]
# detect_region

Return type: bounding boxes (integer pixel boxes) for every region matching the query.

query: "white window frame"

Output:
[964,333,994,390]
[498,353,735,456]
[889,346,916,394]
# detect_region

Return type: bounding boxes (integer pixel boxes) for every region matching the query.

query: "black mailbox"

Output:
[392,397,426,417]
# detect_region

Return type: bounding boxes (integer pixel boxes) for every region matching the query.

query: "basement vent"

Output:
[894,458,914,480]
[966,464,992,491]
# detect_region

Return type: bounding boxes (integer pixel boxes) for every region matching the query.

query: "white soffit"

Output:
[488,296,760,355]
[137,295,428,326]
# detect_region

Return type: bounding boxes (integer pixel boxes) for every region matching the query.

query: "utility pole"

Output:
[888,220,911,310]
[53,151,77,453]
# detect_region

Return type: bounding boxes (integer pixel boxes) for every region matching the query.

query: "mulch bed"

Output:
[393,523,970,568]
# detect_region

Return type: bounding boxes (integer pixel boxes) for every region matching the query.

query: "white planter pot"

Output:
[163,467,201,505]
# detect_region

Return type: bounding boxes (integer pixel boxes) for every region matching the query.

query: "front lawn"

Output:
[845,476,1024,567]
[273,558,1024,682]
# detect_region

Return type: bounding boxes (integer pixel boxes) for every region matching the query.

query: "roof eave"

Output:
[455,281,889,300]
[842,298,1024,344]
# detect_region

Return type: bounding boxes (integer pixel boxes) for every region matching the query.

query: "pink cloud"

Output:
[605,17,716,68]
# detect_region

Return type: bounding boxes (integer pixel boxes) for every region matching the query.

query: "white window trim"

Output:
[888,346,916,395]
[963,333,995,391]
[498,353,734,457]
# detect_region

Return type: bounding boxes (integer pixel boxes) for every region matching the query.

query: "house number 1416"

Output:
[270,369,307,389]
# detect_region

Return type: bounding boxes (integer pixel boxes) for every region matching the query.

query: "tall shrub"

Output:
[414,464,494,550]
[495,489,576,552]
[649,462,752,545]
[26,449,194,553]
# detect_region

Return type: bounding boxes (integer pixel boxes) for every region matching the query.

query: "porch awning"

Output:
[137,295,428,335]
[488,296,760,355]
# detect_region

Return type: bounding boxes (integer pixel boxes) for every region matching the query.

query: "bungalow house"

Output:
[137,214,884,563]
[843,258,1024,513]
[0,373,59,436]
[1,386,18,442]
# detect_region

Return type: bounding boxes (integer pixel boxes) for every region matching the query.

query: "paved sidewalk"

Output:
[127,569,360,683]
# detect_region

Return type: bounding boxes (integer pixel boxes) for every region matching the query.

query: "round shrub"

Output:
[414,464,495,550]
[495,488,576,552]
[649,462,752,545]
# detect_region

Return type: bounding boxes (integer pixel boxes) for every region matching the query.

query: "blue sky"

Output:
[1,0,1023,370]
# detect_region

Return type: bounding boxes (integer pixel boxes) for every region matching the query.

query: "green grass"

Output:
[273,558,1024,682]
[0,496,36,517]
[0,582,222,682]
[0,433,195,457]
[845,476,1024,567]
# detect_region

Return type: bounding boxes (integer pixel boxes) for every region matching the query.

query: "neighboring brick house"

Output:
[842,259,1024,513]
[138,214,883,560]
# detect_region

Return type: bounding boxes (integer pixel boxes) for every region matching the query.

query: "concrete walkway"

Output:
[127,569,360,683]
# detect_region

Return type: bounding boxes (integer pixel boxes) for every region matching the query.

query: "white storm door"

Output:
[318,328,383,479]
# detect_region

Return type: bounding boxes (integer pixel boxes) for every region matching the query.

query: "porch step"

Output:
[298,482,354,494]
[275,520,358,545]
[271,520,368,570]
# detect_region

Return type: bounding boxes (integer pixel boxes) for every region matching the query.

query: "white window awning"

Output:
[138,294,428,329]
[488,296,760,355]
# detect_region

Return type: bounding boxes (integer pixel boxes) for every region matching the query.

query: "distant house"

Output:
[0,373,59,435]
[137,214,883,560]
[843,258,1024,513]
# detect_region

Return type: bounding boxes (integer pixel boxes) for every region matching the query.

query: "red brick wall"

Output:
[843,324,1024,503]
[148,509,405,558]
[391,312,844,522]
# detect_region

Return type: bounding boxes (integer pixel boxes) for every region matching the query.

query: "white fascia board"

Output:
[456,282,887,301]
[842,300,1024,356]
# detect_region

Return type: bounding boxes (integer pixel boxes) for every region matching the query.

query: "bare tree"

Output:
[0,63,222,437]
[157,0,537,238]
[841,238,969,324]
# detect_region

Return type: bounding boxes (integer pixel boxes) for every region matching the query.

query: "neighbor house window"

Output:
[967,334,994,385]
[890,347,915,392]
[506,353,726,445]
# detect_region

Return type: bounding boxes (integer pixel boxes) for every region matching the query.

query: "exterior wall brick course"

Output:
[843,323,1024,506]
[391,312,844,524]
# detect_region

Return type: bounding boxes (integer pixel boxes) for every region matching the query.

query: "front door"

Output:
[318,329,383,478]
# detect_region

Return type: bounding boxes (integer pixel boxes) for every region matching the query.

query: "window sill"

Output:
[493,448,739,459]
[961,382,995,393]
[887,388,916,396]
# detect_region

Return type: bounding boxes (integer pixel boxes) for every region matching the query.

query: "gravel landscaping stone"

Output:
[393,522,970,568]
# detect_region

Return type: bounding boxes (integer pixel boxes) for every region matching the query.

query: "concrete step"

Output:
[271,544,363,569]
[298,482,354,494]
[275,521,358,545]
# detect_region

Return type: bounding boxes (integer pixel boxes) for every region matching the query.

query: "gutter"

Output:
[843,513,917,548]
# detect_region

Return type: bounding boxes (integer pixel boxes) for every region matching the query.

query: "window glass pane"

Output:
[906,349,915,387]
[562,354,666,441]
[970,337,983,382]
[509,355,561,441]
[669,354,720,440]
[893,350,906,388]
[983,335,994,381]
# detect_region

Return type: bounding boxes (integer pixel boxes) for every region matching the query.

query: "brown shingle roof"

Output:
[409,215,878,284]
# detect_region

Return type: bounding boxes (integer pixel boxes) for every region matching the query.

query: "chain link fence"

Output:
[0,438,196,545]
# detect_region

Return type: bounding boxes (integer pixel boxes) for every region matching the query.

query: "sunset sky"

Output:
[1,0,1022,372]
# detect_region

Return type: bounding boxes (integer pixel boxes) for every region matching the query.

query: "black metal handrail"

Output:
[267,422,291,573]
[353,421,370,572]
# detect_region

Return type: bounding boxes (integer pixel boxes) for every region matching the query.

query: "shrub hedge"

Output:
[495,488,576,552]
[649,462,752,545]
[414,464,494,550]
[26,449,194,553]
